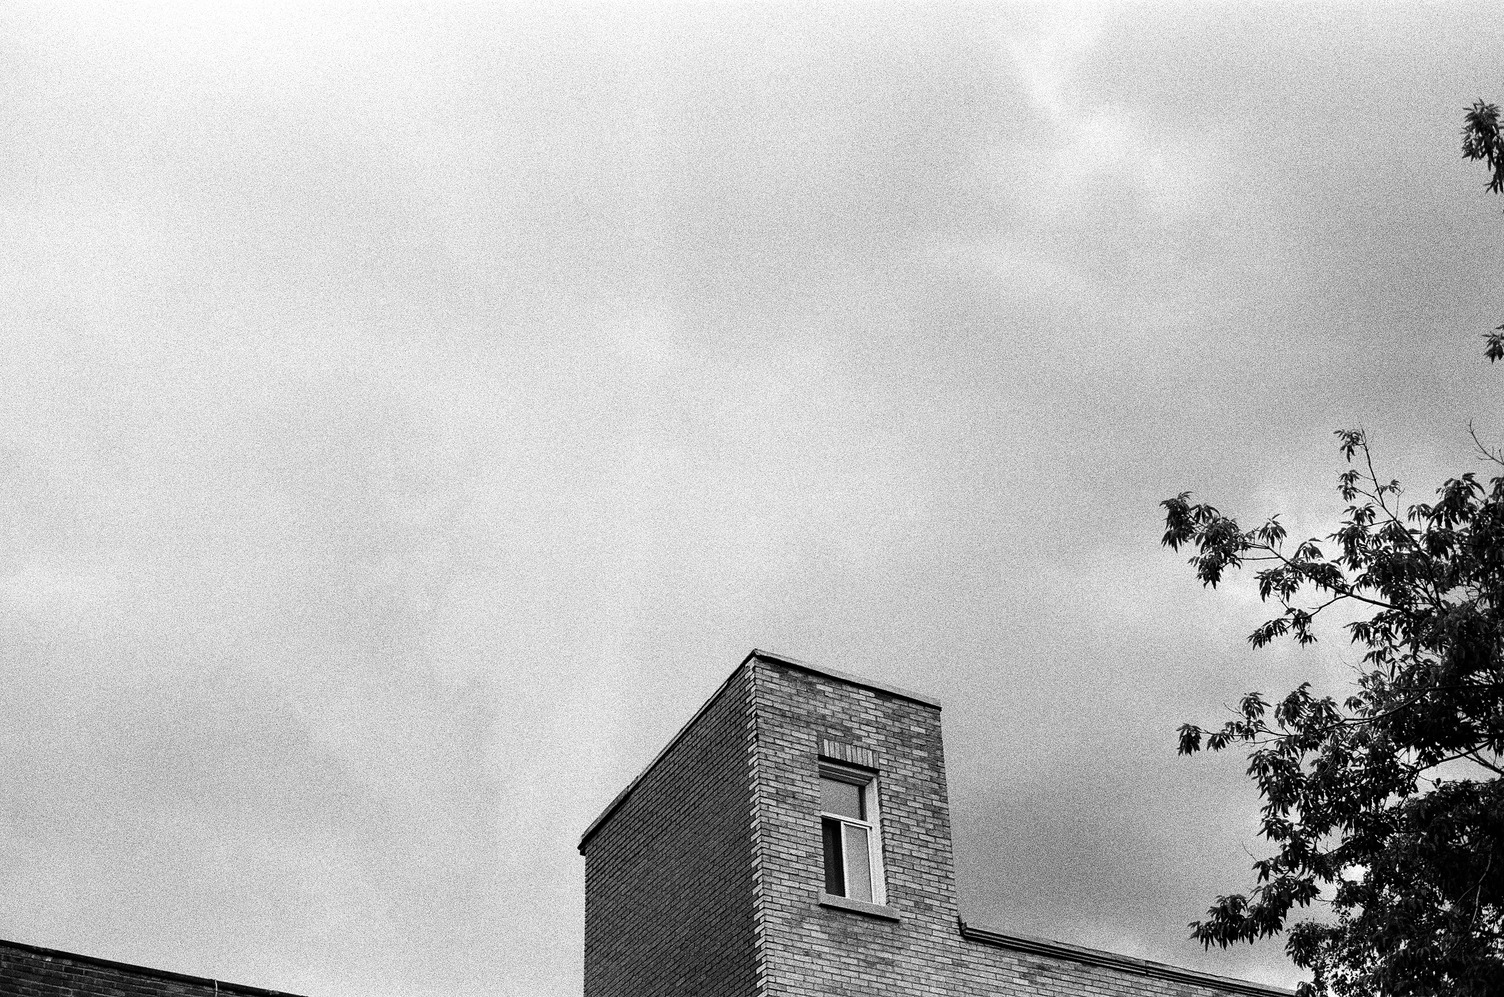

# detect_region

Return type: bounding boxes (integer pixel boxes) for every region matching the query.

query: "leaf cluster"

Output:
[1464,100,1504,196]
[1463,100,1504,363]
[1163,430,1504,997]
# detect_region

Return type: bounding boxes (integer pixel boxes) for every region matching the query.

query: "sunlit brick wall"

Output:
[749,655,962,995]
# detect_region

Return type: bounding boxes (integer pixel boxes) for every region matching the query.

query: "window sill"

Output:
[818,892,901,921]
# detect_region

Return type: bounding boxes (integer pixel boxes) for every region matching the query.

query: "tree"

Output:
[1163,103,1504,997]
[1464,99,1504,363]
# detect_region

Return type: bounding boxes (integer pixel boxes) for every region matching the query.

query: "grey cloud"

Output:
[2,5,1501,996]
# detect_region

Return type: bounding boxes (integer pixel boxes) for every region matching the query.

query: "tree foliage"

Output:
[1464,99,1504,363]
[1162,103,1504,996]
[1164,435,1504,996]
[1464,100,1504,196]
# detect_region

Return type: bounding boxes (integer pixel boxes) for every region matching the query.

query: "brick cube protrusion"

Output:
[580,650,1292,997]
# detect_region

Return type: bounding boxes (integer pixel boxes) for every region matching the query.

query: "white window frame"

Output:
[818,763,886,906]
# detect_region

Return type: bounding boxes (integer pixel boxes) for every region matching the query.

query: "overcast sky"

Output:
[2,4,1502,995]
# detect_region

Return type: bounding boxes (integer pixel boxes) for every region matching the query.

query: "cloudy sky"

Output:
[2,4,1502,995]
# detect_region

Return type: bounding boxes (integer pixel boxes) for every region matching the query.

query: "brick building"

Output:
[0,938,307,997]
[579,648,1290,997]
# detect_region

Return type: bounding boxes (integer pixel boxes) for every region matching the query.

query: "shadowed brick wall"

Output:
[0,939,305,997]
[579,664,759,997]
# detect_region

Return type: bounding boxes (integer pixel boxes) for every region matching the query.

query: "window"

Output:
[819,766,884,904]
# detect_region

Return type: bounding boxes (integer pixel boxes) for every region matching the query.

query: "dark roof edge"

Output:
[577,657,752,853]
[0,937,309,997]
[958,921,1296,997]
[748,648,942,710]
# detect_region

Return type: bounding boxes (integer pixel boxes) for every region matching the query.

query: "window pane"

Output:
[843,823,872,902]
[820,776,864,820]
[822,817,845,895]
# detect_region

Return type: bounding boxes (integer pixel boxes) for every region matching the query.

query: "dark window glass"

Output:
[822,816,845,895]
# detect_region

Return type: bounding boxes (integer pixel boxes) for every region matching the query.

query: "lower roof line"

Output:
[0,937,307,997]
[958,920,1295,997]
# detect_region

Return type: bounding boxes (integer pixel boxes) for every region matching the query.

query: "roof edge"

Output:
[577,657,752,853]
[0,937,308,997]
[958,920,1296,997]
[747,648,942,709]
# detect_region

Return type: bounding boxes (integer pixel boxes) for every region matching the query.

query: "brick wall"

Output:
[579,664,759,997]
[749,654,961,996]
[0,939,305,997]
